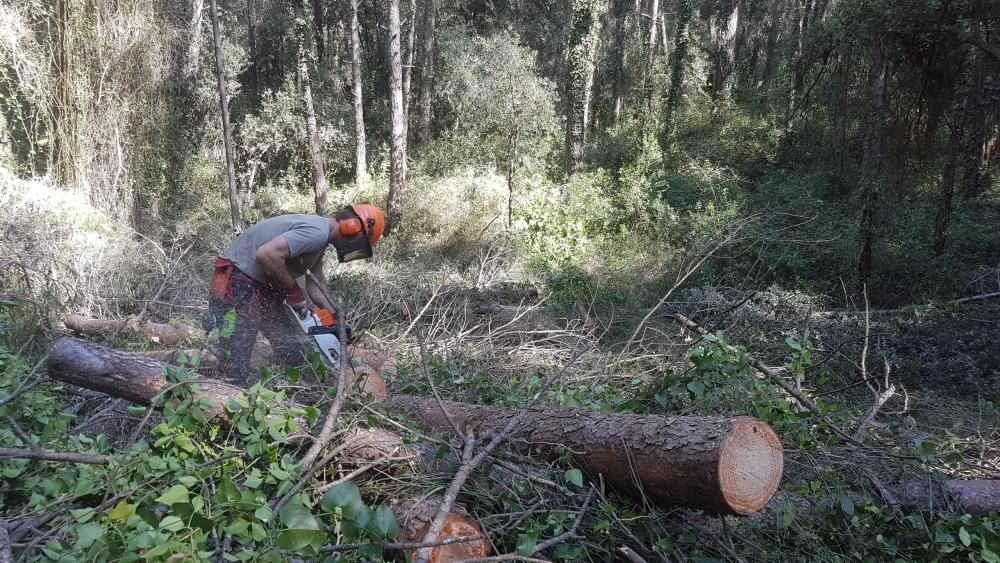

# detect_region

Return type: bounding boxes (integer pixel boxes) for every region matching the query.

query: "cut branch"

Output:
[64,314,193,346]
[0,447,109,465]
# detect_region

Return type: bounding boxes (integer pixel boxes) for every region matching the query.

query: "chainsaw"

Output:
[287,306,352,368]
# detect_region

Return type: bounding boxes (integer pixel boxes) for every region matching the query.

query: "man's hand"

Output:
[286,281,309,317]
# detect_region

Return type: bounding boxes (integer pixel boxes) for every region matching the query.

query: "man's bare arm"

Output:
[254,235,297,287]
[305,263,336,312]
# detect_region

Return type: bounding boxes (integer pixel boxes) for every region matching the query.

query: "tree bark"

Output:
[646,0,660,89]
[183,0,206,80]
[403,0,417,122]
[858,48,889,279]
[417,0,436,142]
[387,395,784,515]
[611,0,628,124]
[63,314,193,346]
[782,0,812,148]
[247,0,259,101]
[386,0,407,228]
[893,479,1000,516]
[313,0,324,61]
[563,0,603,175]
[663,0,692,133]
[209,0,242,231]
[296,0,330,215]
[350,0,368,181]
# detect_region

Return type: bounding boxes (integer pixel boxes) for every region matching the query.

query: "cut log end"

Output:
[718,418,784,515]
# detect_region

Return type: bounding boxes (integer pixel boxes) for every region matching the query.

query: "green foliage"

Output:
[544,265,626,310]
[428,28,559,175]
[0,352,397,561]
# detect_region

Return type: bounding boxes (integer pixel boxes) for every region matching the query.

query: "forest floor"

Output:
[2,172,999,562]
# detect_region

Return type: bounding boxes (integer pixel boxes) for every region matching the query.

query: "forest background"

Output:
[1,0,999,560]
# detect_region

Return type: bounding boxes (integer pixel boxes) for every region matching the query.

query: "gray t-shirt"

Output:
[223,214,330,283]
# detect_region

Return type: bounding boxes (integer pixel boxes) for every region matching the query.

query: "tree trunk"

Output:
[296,0,330,215]
[710,0,740,102]
[313,0,324,62]
[350,0,368,181]
[760,0,783,91]
[403,0,417,122]
[507,126,519,228]
[893,480,1000,516]
[858,48,889,279]
[611,0,628,124]
[782,0,812,148]
[386,0,407,229]
[63,314,193,346]
[246,0,259,102]
[933,124,962,255]
[645,0,660,90]
[387,395,784,515]
[47,339,783,514]
[183,0,206,80]
[209,0,242,231]
[563,0,603,175]
[417,0,436,142]
[663,0,692,133]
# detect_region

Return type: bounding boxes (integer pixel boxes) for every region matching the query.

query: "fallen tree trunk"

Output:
[387,395,784,515]
[64,314,193,346]
[893,479,1000,515]
[46,338,782,514]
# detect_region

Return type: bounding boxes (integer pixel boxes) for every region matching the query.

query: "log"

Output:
[893,479,1000,515]
[47,337,387,413]
[396,495,490,561]
[64,314,193,346]
[48,337,245,423]
[386,395,784,515]
[45,339,782,514]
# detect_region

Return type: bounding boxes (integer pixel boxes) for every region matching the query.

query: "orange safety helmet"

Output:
[333,204,386,263]
[349,203,385,246]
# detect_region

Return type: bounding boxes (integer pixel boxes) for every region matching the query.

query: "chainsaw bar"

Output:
[287,305,343,367]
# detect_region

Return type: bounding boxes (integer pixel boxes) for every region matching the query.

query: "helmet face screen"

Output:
[334,234,373,263]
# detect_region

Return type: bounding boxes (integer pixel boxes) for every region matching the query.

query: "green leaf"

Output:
[156,484,190,506]
[320,482,362,511]
[686,381,706,398]
[245,474,263,489]
[517,532,538,556]
[75,523,103,549]
[982,548,1000,563]
[71,508,95,523]
[178,475,198,487]
[367,505,401,540]
[959,526,971,547]
[159,515,185,532]
[128,406,147,417]
[839,494,854,515]
[255,506,274,523]
[107,501,135,522]
[564,468,584,487]
[279,502,321,531]
[277,529,326,553]
[219,478,240,501]
[358,543,384,559]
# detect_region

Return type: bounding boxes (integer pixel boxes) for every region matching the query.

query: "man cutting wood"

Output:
[206,204,385,382]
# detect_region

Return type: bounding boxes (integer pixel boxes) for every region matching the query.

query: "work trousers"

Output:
[211,268,303,384]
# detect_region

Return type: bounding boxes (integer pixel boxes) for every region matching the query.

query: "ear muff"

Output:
[339,217,364,237]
